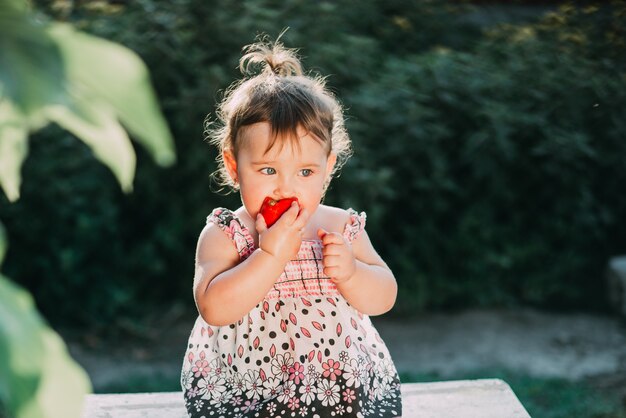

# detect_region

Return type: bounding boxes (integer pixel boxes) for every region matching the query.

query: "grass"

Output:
[400,369,626,418]
[97,372,181,394]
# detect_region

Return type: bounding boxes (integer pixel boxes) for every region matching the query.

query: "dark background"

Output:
[1,0,625,329]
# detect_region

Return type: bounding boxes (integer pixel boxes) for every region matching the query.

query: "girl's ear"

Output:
[322,153,338,195]
[223,150,238,183]
[325,153,337,179]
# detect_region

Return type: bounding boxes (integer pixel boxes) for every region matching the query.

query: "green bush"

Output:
[1,1,624,327]
[1,0,176,413]
[336,3,626,312]
[338,2,625,313]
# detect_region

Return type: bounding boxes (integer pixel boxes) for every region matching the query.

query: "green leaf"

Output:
[31,328,92,418]
[0,15,66,120]
[0,276,45,417]
[0,0,30,16]
[47,23,176,168]
[0,275,91,418]
[0,221,5,274]
[0,100,29,203]
[45,95,137,193]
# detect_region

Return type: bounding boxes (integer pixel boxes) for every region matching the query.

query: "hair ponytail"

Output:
[239,34,303,77]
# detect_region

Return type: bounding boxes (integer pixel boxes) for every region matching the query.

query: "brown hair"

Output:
[207,36,352,192]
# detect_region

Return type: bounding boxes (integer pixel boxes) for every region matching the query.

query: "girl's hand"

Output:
[317,228,356,283]
[256,201,308,266]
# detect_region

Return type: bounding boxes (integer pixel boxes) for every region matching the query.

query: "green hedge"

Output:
[340,4,626,312]
[342,46,626,312]
[0,1,624,325]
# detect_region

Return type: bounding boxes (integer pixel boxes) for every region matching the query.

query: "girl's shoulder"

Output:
[316,205,351,230]
[316,205,367,240]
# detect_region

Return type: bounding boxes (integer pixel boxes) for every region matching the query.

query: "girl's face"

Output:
[223,122,337,224]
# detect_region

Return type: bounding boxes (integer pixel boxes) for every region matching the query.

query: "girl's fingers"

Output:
[293,207,309,229]
[322,232,344,246]
[284,201,300,224]
[323,254,341,267]
[324,266,339,278]
[255,213,267,234]
[274,202,300,227]
[322,243,344,256]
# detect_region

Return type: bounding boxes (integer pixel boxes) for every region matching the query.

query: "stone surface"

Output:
[82,379,530,418]
[83,392,187,418]
[400,379,531,418]
[608,256,626,318]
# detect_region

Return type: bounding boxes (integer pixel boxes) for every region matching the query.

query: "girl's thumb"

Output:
[317,228,327,239]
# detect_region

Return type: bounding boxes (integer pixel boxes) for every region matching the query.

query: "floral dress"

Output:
[181,208,402,418]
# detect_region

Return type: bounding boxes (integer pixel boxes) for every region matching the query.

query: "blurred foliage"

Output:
[0,0,176,202]
[0,0,624,331]
[0,0,176,415]
[0,273,91,418]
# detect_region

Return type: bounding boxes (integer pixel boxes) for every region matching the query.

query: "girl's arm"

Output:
[318,225,397,316]
[194,203,307,326]
[193,224,285,326]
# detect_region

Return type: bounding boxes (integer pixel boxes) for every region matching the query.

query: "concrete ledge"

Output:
[400,379,531,417]
[82,379,531,417]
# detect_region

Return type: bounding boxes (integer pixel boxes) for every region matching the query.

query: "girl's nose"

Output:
[275,175,296,198]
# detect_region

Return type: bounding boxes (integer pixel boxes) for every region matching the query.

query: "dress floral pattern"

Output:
[181,208,402,417]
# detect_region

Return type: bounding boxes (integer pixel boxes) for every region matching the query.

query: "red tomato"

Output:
[259,197,298,227]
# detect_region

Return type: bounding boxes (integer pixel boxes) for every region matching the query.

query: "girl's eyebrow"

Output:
[251,161,321,167]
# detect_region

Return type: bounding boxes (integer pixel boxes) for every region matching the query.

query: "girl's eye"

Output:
[260,167,276,175]
[301,169,313,177]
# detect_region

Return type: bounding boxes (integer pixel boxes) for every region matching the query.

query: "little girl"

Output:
[181,38,403,418]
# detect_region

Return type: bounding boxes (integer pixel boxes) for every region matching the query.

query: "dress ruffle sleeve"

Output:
[342,208,367,243]
[206,208,255,259]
